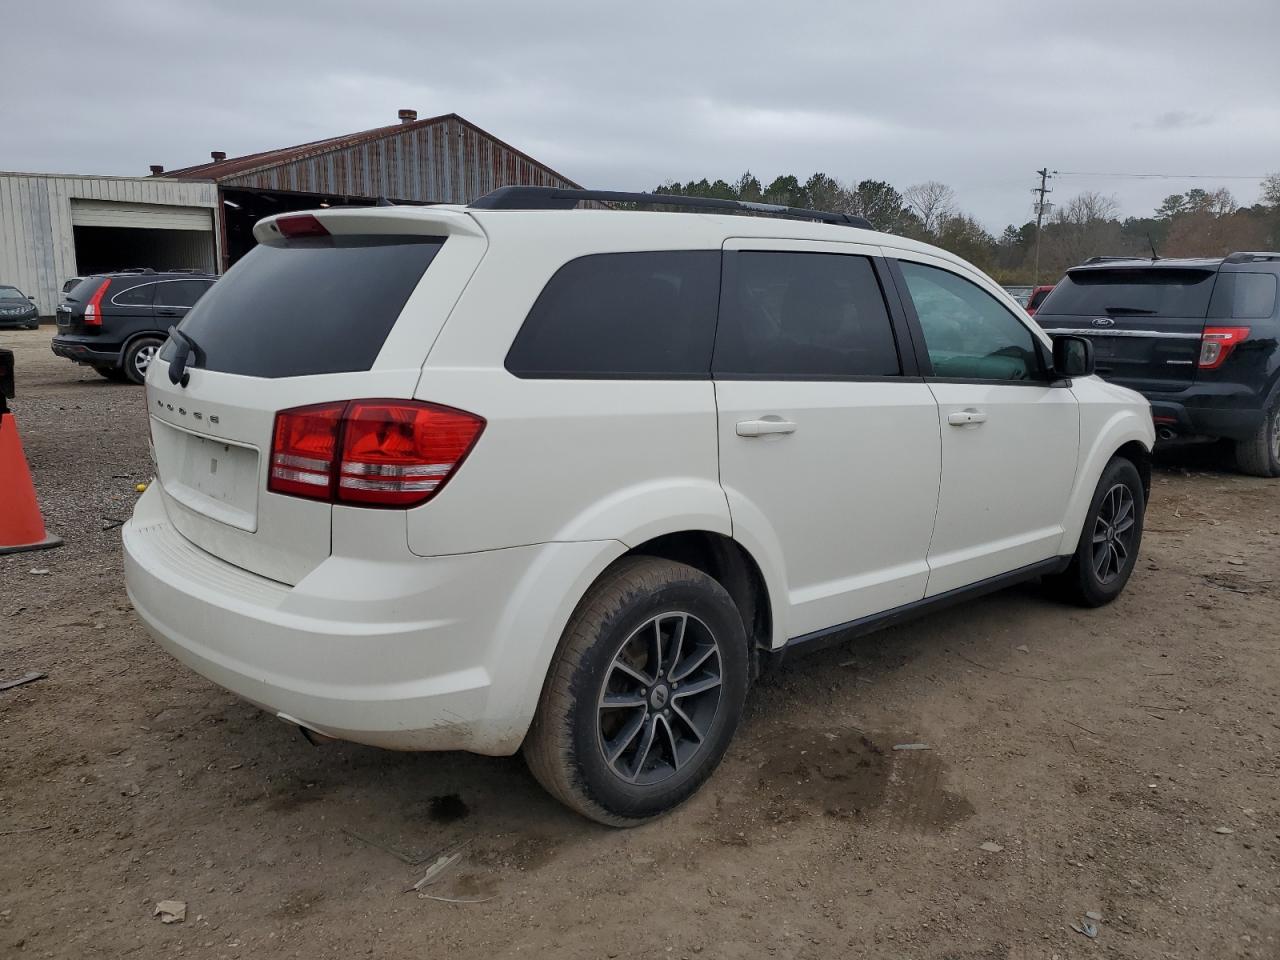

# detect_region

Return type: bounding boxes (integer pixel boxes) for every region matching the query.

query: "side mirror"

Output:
[1052,335,1095,379]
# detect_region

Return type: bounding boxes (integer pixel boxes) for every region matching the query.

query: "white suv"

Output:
[123,188,1154,825]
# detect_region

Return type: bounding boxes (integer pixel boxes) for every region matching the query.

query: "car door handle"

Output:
[736,418,797,437]
[947,409,988,426]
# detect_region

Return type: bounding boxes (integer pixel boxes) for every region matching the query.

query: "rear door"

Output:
[1034,265,1218,392]
[145,209,487,585]
[713,240,941,639]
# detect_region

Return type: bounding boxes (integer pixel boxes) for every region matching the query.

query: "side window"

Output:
[505,251,720,378]
[112,282,155,306]
[156,280,214,309]
[713,251,901,378]
[898,261,1044,381]
[1231,273,1278,319]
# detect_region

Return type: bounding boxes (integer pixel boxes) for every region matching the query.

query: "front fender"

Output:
[1057,400,1154,556]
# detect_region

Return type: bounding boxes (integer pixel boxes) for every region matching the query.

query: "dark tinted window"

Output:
[713,252,899,378]
[155,279,213,308]
[505,251,720,378]
[899,261,1043,381]
[65,278,103,302]
[1041,268,1216,318]
[165,237,442,378]
[1227,273,1277,319]
[112,282,155,306]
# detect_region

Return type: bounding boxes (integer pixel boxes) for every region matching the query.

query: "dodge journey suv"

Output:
[123,188,1154,825]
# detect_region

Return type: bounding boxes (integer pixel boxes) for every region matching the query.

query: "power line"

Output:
[1055,171,1270,180]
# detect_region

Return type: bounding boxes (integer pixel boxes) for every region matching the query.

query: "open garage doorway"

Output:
[72,225,216,275]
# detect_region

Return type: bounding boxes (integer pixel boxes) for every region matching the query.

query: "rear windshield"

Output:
[1041,268,1216,318]
[166,236,443,378]
[65,278,103,302]
[1027,288,1052,310]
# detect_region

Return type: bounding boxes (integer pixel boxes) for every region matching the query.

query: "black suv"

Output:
[52,270,216,383]
[1035,253,1280,477]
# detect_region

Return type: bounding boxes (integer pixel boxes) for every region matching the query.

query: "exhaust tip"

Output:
[1157,427,1177,441]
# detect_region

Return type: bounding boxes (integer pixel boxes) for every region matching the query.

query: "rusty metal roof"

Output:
[159,112,582,192]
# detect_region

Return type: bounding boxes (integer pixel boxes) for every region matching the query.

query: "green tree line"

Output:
[649,172,1280,284]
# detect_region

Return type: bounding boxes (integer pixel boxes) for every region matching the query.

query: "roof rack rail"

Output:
[1081,255,1147,265]
[469,186,875,230]
[113,267,157,274]
[1223,251,1280,264]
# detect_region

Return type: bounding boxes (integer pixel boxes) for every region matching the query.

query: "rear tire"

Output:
[123,337,163,385]
[1235,395,1280,478]
[1050,456,1145,607]
[523,556,750,827]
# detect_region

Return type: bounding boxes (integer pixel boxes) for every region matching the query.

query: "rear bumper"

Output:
[122,484,619,755]
[1144,383,1267,441]
[51,336,119,366]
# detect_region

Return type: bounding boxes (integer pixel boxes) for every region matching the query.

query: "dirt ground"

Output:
[2,327,1277,960]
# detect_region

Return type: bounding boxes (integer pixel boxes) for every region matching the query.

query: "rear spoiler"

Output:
[254,206,484,244]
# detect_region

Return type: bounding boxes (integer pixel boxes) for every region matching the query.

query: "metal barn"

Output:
[0,111,580,317]
[161,110,584,271]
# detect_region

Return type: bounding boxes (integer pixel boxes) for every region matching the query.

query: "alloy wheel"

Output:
[1092,482,1136,584]
[596,612,723,785]
[134,344,159,377]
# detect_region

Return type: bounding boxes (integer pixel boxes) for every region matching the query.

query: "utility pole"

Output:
[1032,167,1054,286]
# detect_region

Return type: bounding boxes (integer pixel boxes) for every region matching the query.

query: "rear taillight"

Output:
[268,399,484,508]
[276,214,330,238]
[1198,326,1250,370]
[83,279,111,327]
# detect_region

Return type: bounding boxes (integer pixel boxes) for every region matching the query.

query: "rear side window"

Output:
[1209,272,1278,320]
[1042,268,1216,318]
[156,280,213,308]
[112,282,155,306]
[505,251,721,378]
[713,252,900,378]
[169,237,443,378]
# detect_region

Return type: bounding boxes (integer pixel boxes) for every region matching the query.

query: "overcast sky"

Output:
[4,0,1278,229]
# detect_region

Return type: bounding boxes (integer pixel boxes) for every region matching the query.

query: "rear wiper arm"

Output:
[167,326,204,387]
[1103,306,1157,315]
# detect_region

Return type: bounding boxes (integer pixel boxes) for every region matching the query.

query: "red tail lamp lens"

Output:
[1198,326,1250,370]
[268,400,485,507]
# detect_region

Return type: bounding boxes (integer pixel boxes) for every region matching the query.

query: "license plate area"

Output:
[151,418,259,532]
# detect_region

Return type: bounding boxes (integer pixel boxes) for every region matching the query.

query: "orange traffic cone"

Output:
[0,411,63,554]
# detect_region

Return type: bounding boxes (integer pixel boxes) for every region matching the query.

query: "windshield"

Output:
[0,286,26,300]
[1042,268,1217,318]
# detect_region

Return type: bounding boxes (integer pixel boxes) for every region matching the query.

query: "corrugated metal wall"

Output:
[0,174,218,315]
[218,117,576,202]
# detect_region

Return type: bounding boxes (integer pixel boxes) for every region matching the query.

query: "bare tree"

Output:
[1057,191,1120,225]
[1263,173,1280,207]
[903,181,956,235]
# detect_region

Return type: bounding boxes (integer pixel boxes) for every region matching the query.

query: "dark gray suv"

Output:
[51,270,216,383]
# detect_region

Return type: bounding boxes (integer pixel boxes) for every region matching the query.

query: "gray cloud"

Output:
[3,0,1278,229]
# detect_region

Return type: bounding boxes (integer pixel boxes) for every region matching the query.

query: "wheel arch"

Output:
[624,530,777,676]
[1057,410,1155,556]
